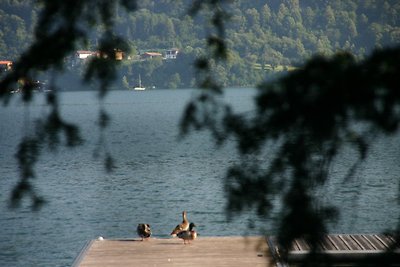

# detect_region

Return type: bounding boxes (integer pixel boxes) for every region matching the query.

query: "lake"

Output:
[0,88,399,266]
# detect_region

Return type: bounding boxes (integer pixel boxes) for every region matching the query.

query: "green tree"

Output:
[167,73,181,89]
[122,75,129,89]
[325,5,336,26]
[260,3,272,28]
[276,3,289,28]
[0,10,29,59]
[245,8,260,29]
[303,6,316,28]
[287,0,302,24]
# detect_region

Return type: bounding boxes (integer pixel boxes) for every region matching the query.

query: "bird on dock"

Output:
[137,223,151,241]
[170,211,189,236]
[177,222,197,244]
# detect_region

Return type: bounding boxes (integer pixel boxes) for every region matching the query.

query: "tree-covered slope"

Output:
[1,0,399,88]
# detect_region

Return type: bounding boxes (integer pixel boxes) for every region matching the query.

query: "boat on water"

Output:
[133,74,145,91]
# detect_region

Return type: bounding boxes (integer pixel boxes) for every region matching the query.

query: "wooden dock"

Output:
[73,236,271,267]
[73,234,400,266]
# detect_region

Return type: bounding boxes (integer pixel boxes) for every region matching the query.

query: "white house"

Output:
[165,48,179,59]
[76,50,97,59]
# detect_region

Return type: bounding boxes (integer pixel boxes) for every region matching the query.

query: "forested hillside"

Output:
[1,0,399,88]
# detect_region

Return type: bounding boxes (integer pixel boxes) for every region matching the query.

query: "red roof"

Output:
[143,52,162,56]
[0,60,13,65]
[76,50,96,54]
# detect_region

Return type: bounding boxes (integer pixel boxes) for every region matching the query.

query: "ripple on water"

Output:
[1,89,399,267]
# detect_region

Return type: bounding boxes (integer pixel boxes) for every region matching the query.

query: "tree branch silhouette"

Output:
[180,2,400,264]
[0,0,137,209]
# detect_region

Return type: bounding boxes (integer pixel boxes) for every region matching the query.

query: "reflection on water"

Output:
[0,88,399,266]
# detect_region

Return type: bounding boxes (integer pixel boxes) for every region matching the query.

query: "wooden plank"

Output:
[72,240,95,267]
[339,235,362,250]
[74,236,271,267]
[364,235,386,250]
[361,234,377,250]
[321,235,338,251]
[353,235,376,250]
[291,240,301,251]
[295,238,310,251]
[349,235,368,250]
[376,234,396,249]
[329,235,350,251]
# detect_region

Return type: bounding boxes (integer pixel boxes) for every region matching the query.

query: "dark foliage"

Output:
[180,2,400,265]
[0,0,137,208]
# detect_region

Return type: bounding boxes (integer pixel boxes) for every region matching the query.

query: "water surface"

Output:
[0,88,398,266]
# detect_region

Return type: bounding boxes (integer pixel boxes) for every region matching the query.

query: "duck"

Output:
[137,223,151,241]
[177,222,197,244]
[170,211,190,236]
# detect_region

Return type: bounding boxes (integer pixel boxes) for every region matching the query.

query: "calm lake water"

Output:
[0,88,399,267]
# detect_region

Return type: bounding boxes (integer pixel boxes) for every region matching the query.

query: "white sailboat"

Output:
[133,74,145,91]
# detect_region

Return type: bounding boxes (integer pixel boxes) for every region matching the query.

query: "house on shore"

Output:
[0,60,13,72]
[73,49,125,67]
[141,52,163,60]
[76,50,97,60]
[72,50,97,66]
[165,48,179,59]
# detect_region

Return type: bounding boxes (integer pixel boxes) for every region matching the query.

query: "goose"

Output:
[137,223,151,241]
[177,222,197,244]
[170,211,189,236]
